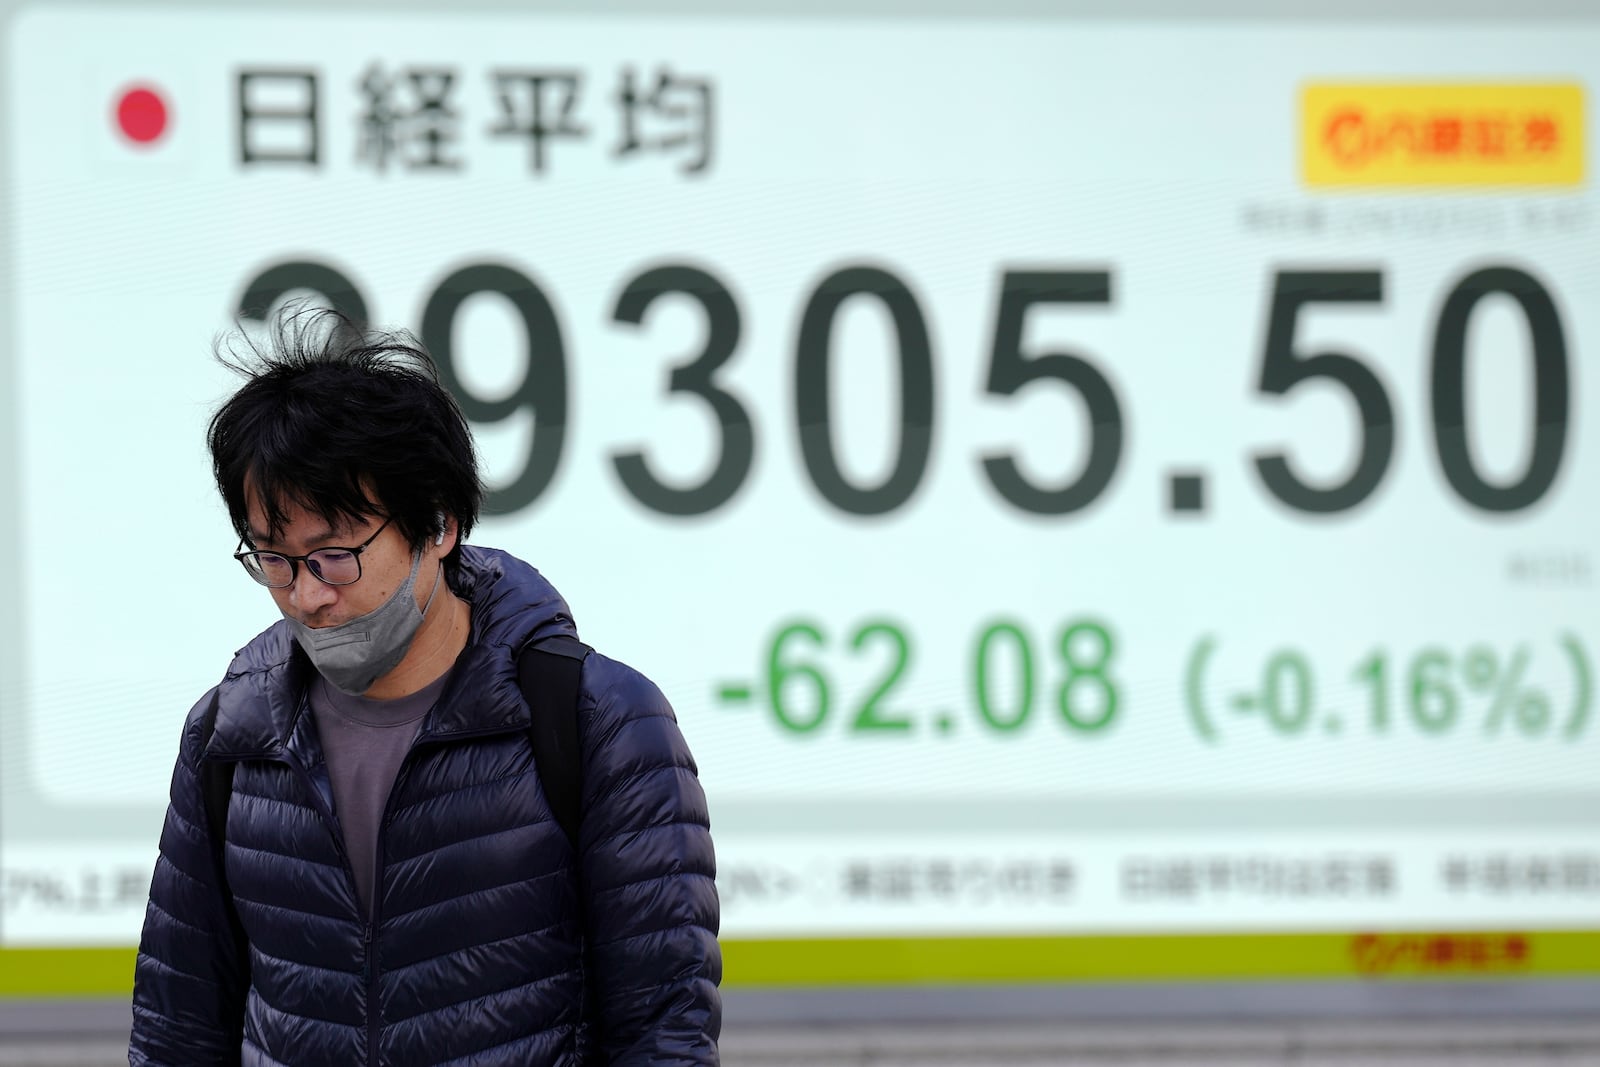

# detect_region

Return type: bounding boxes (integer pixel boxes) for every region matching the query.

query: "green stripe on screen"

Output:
[4,932,1597,996]
[0,947,135,996]
[722,931,1600,985]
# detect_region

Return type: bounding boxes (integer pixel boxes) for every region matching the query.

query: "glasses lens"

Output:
[306,548,361,586]
[241,552,294,588]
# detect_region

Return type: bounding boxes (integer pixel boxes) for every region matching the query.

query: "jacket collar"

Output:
[207,545,577,759]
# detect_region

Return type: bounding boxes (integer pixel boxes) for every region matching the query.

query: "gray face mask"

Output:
[284,552,443,695]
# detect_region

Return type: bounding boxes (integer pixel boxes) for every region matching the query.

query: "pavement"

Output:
[4,1021,1600,1066]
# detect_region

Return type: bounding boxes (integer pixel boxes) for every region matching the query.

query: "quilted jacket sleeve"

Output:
[579,655,722,1065]
[128,689,249,1067]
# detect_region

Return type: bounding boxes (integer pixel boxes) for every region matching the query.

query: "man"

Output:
[129,312,721,1065]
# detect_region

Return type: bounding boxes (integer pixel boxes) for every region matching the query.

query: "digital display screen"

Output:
[2,9,1595,994]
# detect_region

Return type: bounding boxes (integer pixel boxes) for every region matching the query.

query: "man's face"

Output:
[243,492,445,628]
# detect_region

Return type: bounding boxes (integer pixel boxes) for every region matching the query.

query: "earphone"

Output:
[434,512,447,546]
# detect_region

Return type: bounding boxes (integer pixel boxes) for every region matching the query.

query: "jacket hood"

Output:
[208,545,576,758]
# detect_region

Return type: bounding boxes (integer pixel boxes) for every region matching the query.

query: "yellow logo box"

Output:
[1303,83,1584,188]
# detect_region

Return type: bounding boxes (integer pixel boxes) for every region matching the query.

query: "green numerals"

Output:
[1187,637,1593,745]
[975,623,1034,731]
[851,623,914,732]
[1059,621,1118,732]
[768,622,828,732]
[767,620,913,734]
[757,616,1119,738]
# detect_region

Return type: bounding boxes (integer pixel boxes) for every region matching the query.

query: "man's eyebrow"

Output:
[247,526,340,549]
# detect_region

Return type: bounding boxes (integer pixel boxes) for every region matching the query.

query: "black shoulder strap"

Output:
[199,690,250,1000]
[516,635,592,849]
[199,690,234,859]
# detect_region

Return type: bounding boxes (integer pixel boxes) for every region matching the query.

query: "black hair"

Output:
[208,305,484,577]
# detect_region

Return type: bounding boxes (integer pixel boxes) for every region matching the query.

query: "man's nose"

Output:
[288,562,337,614]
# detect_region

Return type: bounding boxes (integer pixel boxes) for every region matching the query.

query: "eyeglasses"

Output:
[233,517,393,589]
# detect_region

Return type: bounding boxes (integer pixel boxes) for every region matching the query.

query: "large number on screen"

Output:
[236,258,1571,521]
[1252,266,1569,515]
[1430,266,1570,514]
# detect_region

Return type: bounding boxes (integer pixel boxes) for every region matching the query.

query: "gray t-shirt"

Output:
[309,670,453,919]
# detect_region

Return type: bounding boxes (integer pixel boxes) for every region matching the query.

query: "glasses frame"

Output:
[233,516,394,589]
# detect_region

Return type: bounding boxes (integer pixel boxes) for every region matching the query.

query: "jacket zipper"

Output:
[362,920,378,1067]
[363,728,460,1067]
[361,722,534,1067]
[271,721,531,1067]
[281,746,387,1067]
[272,753,374,1064]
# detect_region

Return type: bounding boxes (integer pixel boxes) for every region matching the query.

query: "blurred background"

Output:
[1,0,1597,1063]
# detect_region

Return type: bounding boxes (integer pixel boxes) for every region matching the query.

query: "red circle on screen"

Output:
[116,87,168,144]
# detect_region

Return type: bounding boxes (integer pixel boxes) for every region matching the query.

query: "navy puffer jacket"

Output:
[129,546,721,1065]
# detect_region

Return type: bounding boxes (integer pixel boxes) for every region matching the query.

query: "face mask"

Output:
[284,552,443,695]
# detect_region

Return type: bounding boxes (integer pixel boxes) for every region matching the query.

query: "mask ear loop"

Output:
[427,516,448,616]
[419,556,445,616]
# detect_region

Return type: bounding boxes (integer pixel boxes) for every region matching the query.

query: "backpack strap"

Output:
[516,635,600,1059]
[198,688,250,1047]
[516,635,592,848]
[199,690,234,861]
